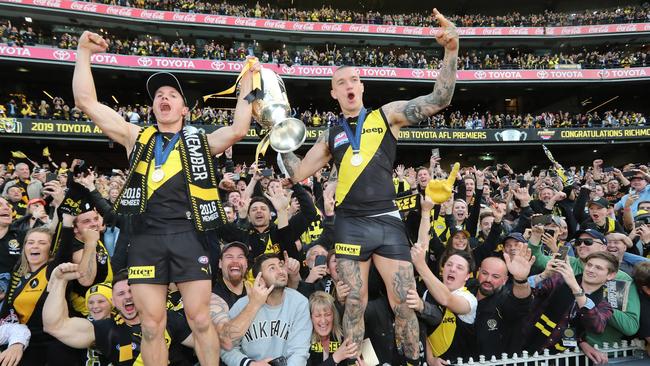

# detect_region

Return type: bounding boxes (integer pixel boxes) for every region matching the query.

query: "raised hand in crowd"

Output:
[513,187,531,207]
[503,242,535,281]
[246,272,274,308]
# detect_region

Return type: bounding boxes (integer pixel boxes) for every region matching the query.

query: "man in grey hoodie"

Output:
[222,253,312,366]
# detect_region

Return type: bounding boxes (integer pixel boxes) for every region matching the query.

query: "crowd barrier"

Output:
[443,339,647,366]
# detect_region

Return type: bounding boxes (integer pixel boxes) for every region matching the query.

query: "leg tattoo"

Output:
[392,264,420,360]
[338,259,366,348]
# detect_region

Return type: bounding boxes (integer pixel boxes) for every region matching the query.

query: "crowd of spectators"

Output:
[0,144,649,365]
[4,18,650,71]
[2,92,648,129]
[88,1,650,27]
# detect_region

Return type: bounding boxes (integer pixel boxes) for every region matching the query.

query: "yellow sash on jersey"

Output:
[335,110,387,206]
[14,266,48,324]
[428,307,457,357]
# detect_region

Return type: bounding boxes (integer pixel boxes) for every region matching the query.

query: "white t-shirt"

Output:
[452,287,478,324]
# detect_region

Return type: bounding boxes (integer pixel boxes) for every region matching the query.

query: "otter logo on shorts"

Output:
[335,243,361,256]
[128,266,156,279]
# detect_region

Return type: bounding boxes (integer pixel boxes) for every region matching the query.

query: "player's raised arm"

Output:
[73,31,140,155]
[383,8,459,131]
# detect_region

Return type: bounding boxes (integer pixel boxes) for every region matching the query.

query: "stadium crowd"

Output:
[86,1,650,27]
[0,145,649,365]
[2,93,648,128]
[4,19,650,71]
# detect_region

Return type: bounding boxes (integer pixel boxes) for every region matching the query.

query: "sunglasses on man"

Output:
[574,238,603,247]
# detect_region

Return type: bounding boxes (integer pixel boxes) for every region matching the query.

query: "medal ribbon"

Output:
[339,107,367,154]
[154,133,181,169]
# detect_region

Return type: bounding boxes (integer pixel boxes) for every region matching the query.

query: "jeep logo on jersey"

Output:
[362,127,384,134]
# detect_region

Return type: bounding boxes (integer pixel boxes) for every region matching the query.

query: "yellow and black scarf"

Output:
[115,126,225,231]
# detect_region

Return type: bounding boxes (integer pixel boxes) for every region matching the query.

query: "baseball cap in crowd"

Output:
[146,72,187,105]
[503,232,526,243]
[27,198,46,207]
[574,228,608,245]
[588,197,609,209]
[635,210,650,226]
[221,241,250,258]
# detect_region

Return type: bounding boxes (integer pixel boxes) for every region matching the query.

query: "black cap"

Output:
[146,72,187,105]
[588,197,609,209]
[575,228,608,244]
[221,241,250,258]
[503,232,526,243]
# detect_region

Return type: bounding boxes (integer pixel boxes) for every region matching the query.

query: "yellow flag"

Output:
[42,147,50,157]
[11,151,27,159]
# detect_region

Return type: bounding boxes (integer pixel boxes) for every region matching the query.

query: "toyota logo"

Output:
[53,50,71,61]
[211,61,225,70]
[137,57,152,67]
[475,71,487,80]
[281,65,295,74]
[411,69,424,78]
[598,70,610,78]
[537,70,549,79]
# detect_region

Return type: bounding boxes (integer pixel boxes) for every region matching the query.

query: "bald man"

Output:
[471,247,534,358]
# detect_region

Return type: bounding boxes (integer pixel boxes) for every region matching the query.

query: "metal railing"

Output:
[446,339,647,365]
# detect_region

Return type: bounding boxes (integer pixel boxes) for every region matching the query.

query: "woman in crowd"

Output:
[308,291,362,366]
[0,227,82,365]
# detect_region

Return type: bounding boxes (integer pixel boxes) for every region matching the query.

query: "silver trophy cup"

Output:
[246,68,306,153]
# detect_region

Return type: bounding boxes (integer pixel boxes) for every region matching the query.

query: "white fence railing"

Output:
[444,339,647,365]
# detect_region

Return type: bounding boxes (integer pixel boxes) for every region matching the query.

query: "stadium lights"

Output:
[42,90,54,100]
[24,17,32,22]
[17,67,29,73]
[111,95,119,104]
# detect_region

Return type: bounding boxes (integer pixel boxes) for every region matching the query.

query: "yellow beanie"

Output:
[85,283,113,308]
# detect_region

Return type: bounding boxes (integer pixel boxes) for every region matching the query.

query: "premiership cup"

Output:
[247,68,306,153]
[494,129,527,141]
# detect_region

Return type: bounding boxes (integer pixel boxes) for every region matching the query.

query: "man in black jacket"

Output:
[471,243,534,358]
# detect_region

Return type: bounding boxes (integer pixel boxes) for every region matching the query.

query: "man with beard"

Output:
[213,242,250,308]
[471,249,533,358]
[221,254,312,366]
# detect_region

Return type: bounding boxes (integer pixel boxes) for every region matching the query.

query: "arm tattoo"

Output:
[209,294,230,325]
[328,165,338,184]
[403,53,458,125]
[280,152,301,180]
